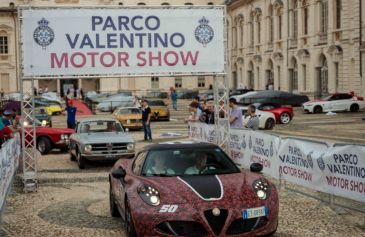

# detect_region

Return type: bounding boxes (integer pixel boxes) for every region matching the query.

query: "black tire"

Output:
[37,137,52,155]
[109,184,121,217]
[350,104,359,112]
[125,199,137,237]
[279,112,291,124]
[77,151,86,169]
[265,118,275,130]
[313,106,323,114]
[70,148,76,161]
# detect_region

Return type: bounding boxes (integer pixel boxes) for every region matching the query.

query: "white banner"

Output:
[0,135,20,215]
[189,124,365,203]
[230,129,280,178]
[277,138,327,189]
[189,122,216,144]
[21,7,225,77]
[320,145,365,203]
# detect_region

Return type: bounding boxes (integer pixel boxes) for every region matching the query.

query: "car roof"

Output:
[142,141,219,151]
[77,117,118,123]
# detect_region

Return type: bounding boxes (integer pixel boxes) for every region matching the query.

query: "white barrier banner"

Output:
[230,129,280,178]
[278,138,327,189]
[21,7,225,77]
[189,123,216,143]
[321,145,365,203]
[0,135,21,214]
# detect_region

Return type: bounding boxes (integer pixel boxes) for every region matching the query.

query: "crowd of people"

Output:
[0,109,20,147]
[182,94,260,130]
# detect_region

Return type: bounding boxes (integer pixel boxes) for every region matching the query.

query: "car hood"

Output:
[151,106,168,111]
[137,171,265,205]
[114,114,142,120]
[79,132,134,144]
[303,99,325,105]
[25,127,74,135]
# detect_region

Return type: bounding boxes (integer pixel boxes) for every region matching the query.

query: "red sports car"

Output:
[109,142,279,237]
[23,126,74,155]
[254,102,294,124]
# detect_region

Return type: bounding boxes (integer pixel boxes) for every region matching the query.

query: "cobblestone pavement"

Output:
[1,100,365,236]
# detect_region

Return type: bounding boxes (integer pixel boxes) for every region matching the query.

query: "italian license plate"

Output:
[127,120,131,124]
[243,206,267,219]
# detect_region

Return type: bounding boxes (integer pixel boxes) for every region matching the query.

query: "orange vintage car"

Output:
[113,107,142,130]
[149,99,170,121]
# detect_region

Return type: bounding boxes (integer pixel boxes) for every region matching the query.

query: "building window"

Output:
[303,7,308,35]
[278,14,282,40]
[0,36,8,54]
[293,0,298,39]
[184,2,193,5]
[302,64,306,91]
[175,77,182,88]
[198,77,206,88]
[269,6,274,43]
[151,77,159,89]
[161,2,170,5]
[257,15,262,44]
[292,59,298,92]
[118,2,123,5]
[240,23,244,47]
[137,2,146,5]
[335,62,339,91]
[249,13,254,46]
[320,0,328,33]
[277,66,281,90]
[335,0,341,29]
[207,2,214,5]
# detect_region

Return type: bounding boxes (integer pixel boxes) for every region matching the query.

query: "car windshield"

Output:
[79,121,123,133]
[141,147,240,177]
[149,101,165,106]
[116,108,141,115]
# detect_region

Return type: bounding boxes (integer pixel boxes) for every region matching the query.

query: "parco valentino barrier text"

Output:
[189,123,365,204]
[0,134,21,220]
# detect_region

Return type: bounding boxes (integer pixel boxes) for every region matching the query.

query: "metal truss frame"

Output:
[20,79,38,192]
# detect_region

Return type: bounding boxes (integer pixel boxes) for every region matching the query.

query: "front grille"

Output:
[204,209,228,236]
[156,221,207,237]
[226,217,268,235]
[91,143,127,153]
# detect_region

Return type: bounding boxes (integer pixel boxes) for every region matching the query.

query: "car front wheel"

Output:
[125,199,137,237]
[350,104,359,112]
[37,137,51,155]
[77,152,86,169]
[279,112,291,124]
[110,184,121,217]
[265,118,275,130]
[313,106,323,114]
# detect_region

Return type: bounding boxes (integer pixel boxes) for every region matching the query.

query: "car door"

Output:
[116,151,147,209]
[337,94,353,111]
[324,95,338,112]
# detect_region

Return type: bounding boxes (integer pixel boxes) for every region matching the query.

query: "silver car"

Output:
[69,118,135,169]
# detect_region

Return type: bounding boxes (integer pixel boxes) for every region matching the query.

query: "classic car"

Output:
[109,142,278,237]
[253,102,294,124]
[233,90,309,107]
[149,100,170,121]
[302,93,365,113]
[96,94,135,112]
[69,118,135,169]
[23,123,74,155]
[144,91,169,99]
[113,107,143,130]
[239,106,276,130]
[230,88,253,97]
[33,97,63,115]
[23,107,52,127]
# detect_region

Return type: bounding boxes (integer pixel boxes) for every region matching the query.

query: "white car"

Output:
[302,93,365,113]
[239,106,276,130]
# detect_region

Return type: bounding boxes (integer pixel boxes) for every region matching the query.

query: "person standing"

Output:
[199,102,215,125]
[171,89,178,110]
[66,100,77,129]
[244,104,260,130]
[228,98,243,129]
[142,100,152,141]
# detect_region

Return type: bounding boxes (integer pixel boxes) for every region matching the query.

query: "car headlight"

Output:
[138,185,160,206]
[253,179,271,200]
[60,134,69,140]
[127,143,135,151]
[41,120,47,127]
[84,144,92,153]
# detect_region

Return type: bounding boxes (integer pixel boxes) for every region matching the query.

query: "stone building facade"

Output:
[227,0,365,98]
[0,0,220,96]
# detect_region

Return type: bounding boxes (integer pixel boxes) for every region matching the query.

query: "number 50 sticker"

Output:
[159,205,178,213]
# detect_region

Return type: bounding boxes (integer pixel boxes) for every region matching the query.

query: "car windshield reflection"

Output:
[80,121,123,133]
[142,148,240,177]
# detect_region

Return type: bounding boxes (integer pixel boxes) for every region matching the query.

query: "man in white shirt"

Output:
[185,154,207,175]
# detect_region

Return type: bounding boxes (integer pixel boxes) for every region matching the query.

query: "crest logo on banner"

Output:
[317,153,326,171]
[33,18,55,49]
[195,17,214,47]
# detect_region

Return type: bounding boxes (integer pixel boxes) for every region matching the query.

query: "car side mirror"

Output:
[250,163,263,173]
[112,167,126,179]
